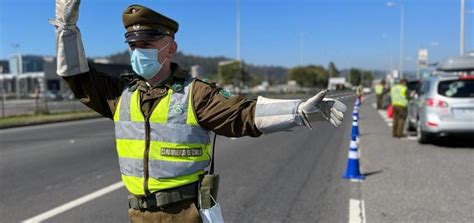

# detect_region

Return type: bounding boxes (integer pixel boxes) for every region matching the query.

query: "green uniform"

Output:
[64,62,261,222]
[390,84,408,137]
[65,63,262,137]
[374,83,384,109]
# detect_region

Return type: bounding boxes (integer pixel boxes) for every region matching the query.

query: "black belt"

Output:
[128,182,198,210]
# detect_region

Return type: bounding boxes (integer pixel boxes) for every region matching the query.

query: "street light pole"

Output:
[400,4,404,79]
[387,1,405,79]
[300,32,304,65]
[460,0,465,55]
[0,66,4,118]
[236,0,241,61]
[382,33,394,75]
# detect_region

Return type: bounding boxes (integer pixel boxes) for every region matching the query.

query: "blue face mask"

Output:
[130,42,170,80]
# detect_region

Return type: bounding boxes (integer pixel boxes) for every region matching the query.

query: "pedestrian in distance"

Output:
[390,79,409,138]
[50,1,347,222]
[374,80,386,109]
[356,85,364,102]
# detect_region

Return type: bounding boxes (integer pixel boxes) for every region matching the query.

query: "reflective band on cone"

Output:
[348,150,359,159]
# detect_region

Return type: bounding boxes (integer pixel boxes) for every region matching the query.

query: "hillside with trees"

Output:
[105,50,288,85]
[104,50,374,87]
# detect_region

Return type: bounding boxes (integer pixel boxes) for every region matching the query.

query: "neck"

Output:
[148,62,172,86]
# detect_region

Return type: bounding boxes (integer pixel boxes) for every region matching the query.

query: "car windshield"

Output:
[437,79,474,98]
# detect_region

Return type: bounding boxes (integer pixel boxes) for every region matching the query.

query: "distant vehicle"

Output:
[407,53,474,143]
[61,92,75,100]
[42,90,63,101]
[363,87,372,94]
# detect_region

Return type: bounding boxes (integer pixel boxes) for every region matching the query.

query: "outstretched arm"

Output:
[192,80,346,137]
[254,90,346,134]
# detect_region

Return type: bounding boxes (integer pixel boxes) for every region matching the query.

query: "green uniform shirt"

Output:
[64,62,262,137]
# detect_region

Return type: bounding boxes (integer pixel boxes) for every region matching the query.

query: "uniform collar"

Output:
[132,62,190,92]
[153,62,189,88]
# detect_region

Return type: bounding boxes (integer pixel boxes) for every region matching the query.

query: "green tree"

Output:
[361,71,374,87]
[217,60,249,86]
[289,65,328,87]
[349,68,362,86]
[327,61,339,78]
[349,68,374,87]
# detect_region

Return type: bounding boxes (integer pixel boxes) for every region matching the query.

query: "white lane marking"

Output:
[350,179,363,182]
[22,181,124,223]
[349,199,366,223]
[377,110,393,128]
[403,136,418,141]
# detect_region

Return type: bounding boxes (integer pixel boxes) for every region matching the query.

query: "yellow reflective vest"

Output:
[375,84,384,95]
[113,78,211,195]
[390,84,408,107]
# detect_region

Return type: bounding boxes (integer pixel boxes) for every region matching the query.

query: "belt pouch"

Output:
[199,174,219,209]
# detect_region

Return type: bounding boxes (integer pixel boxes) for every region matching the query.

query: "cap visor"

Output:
[125,33,165,43]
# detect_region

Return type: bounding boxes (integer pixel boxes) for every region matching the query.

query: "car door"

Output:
[415,81,430,122]
[408,83,420,125]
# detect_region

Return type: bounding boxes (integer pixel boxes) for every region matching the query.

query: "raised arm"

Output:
[50,0,127,119]
[49,0,89,76]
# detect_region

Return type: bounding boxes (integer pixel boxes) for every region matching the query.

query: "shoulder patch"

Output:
[219,89,233,99]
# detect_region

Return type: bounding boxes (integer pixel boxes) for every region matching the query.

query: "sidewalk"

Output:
[357,95,474,223]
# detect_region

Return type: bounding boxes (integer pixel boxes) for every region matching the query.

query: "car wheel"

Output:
[417,120,430,144]
[407,120,416,132]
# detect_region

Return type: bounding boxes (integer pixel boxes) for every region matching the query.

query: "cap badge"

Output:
[133,24,140,30]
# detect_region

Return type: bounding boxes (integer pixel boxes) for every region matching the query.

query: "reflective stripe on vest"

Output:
[113,78,211,195]
[390,84,407,107]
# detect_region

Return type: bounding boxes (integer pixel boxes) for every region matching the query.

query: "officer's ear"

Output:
[168,39,177,58]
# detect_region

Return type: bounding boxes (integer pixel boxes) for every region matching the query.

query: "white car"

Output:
[407,53,474,143]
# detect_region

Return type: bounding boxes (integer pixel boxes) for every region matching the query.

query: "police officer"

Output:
[390,79,408,138]
[356,85,363,102]
[50,1,347,222]
[374,80,386,109]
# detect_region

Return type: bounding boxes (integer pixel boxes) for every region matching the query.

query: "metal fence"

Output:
[0,98,90,118]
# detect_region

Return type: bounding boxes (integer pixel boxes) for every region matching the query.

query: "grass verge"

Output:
[0,111,101,129]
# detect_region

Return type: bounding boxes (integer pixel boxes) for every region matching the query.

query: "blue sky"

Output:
[0,0,473,71]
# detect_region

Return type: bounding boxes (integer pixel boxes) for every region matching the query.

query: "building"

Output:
[190,65,202,78]
[0,54,133,99]
[327,77,347,90]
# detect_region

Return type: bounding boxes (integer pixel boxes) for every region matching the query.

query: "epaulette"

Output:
[120,73,142,92]
[196,78,218,89]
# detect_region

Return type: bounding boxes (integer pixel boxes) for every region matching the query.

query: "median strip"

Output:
[0,111,100,129]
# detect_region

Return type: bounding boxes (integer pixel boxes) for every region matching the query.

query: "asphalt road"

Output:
[1,93,358,223]
[358,95,474,223]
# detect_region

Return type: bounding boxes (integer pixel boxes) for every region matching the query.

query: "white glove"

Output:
[298,90,347,128]
[49,0,89,76]
[49,0,81,29]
